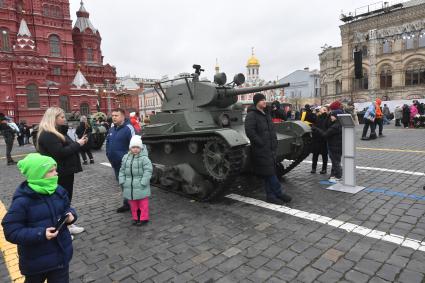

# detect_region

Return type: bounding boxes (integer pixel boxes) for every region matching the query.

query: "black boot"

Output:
[311,168,316,174]
[90,159,94,164]
[369,133,377,140]
[7,160,16,165]
[82,160,88,165]
[319,168,327,174]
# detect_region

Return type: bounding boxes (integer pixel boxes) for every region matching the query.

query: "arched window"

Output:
[42,5,49,16]
[49,35,60,57]
[87,47,94,62]
[405,63,425,86]
[80,103,90,116]
[382,41,392,54]
[335,80,342,95]
[380,68,392,89]
[26,84,40,108]
[0,28,10,51]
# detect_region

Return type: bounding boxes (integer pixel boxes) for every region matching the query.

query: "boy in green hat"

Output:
[2,153,78,282]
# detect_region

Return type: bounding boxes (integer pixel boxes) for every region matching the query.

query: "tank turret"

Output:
[143,65,311,201]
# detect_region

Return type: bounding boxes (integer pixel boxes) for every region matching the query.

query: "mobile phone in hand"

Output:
[54,214,69,232]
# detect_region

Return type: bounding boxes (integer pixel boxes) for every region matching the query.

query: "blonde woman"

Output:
[37,107,87,235]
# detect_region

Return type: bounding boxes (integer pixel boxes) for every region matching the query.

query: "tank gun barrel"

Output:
[216,83,290,96]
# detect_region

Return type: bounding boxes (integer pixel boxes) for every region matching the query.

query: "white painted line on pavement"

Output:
[226,193,425,252]
[302,161,425,176]
[100,162,112,167]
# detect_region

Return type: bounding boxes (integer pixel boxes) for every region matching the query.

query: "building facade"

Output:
[0,0,117,124]
[320,0,425,104]
[278,67,320,109]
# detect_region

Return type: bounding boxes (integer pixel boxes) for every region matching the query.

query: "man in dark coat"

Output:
[0,114,17,165]
[106,108,135,212]
[311,107,328,174]
[245,93,292,205]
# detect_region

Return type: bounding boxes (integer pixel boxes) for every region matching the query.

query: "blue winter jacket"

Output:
[364,103,376,121]
[106,119,135,168]
[1,182,77,275]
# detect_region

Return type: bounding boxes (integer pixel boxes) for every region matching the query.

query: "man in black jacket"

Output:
[0,114,16,165]
[245,93,292,205]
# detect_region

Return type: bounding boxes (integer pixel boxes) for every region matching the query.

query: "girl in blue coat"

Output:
[2,153,78,282]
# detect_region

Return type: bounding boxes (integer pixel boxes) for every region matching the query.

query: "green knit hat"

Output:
[18,153,57,180]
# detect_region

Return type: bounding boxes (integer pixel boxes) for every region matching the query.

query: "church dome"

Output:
[247,55,260,67]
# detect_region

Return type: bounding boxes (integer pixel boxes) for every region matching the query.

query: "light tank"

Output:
[143,65,312,200]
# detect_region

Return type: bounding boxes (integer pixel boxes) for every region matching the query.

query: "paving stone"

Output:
[323,248,344,262]
[376,263,401,282]
[344,270,370,283]
[191,251,213,264]
[296,267,322,283]
[312,257,333,271]
[108,266,135,282]
[287,255,310,271]
[317,269,344,283]
[216,256,246,274]
[222,247,242,258]
[398,269,424,283]
[274,267,298,281]
[249,267,275,282]
[331,258,355,273]
[151,269,178,283]
[353,258,382,276]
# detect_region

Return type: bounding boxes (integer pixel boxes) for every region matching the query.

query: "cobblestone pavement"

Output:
[0,124,424,283]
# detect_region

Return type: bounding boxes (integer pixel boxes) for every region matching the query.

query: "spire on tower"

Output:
[17,19,31,37]
[74,0,97,33]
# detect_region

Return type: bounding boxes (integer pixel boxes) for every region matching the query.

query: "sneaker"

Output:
[361,137,369,140]
[68,224,85,235]
[82,160,88,165]
[116,205,130,213]
[319,170,327,174]
[7,160,17,165]
[90,159,94,164]
[132,220,139,226]
[266,197,284,205]
[335,178,342,182]
[140,220,149,225]
[328,177,337,183]
[278,193,292,203]
[379,134,384,137]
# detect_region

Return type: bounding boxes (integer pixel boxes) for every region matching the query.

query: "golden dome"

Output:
[247,55,260,66]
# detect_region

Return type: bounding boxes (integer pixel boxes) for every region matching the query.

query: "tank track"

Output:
[144,135,244,201]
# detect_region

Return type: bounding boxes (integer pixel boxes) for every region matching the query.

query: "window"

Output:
[43,5,62,18]
[60,95,69,112]
[336,59,341,67]
[380,69,392,89]
[87,47,94,62]
[80,103,90,116]
[0,29,10,51]
[26,84,40,108]
[362,45,368,57]
[405,65,425,86]
[335,80,342,95]
[49,35,60,57]
[43,5,49,16]
[0,0,5,8]
[405,37,414,50]
[52,66,61,75]
[419,33,425,48]
[383,41,391,54]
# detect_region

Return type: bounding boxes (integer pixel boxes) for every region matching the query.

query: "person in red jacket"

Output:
[129,112,141,134]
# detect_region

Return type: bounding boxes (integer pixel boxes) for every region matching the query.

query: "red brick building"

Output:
[0,0,117,124]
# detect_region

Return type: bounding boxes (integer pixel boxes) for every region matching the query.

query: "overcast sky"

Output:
[70,0,373,81]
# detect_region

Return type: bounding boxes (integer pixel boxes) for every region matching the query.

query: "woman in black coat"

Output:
[76,116,94,165]
[311,107,328,174]
[37,107,87,235]
[402,104,410,128]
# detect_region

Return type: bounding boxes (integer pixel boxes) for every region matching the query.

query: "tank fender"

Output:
[214,128,249,147]
[275,121,312,137]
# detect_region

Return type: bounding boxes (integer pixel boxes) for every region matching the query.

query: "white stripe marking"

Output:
[100,162,112,167]
[226,194,425,252]
[302,161,425,176]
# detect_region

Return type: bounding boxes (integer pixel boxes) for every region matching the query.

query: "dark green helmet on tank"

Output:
[143,65,311,200]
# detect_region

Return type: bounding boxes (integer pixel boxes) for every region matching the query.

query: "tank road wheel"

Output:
[202,138,243,183]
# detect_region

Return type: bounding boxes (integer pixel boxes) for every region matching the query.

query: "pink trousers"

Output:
[128,198,149,221]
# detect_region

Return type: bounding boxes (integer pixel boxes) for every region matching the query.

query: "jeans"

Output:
[328,149,342,179]
[112,163,129,208]
[375,118,384,135]
[24,266,69,283]
[5,136,13,162]
[263,175,283,200]
[58,174,74,203]
[312,142,328,171]
[80,149,93,161]
[129,198,149,221]
[362,119,376,138]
